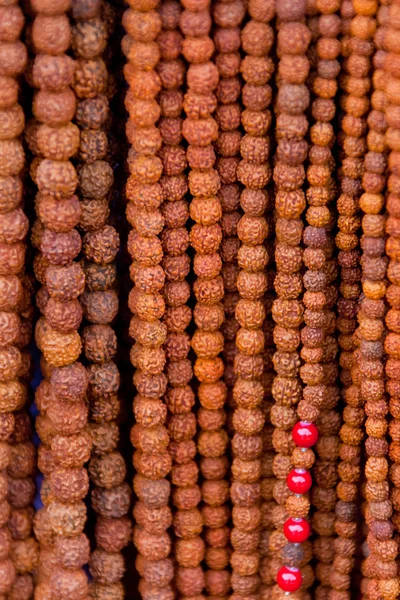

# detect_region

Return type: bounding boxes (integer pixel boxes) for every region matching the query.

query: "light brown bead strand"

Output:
[123,1,174,600]
[29,1,92,598]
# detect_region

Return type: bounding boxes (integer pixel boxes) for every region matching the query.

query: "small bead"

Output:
[292,421,319,448]
[277,565,302,593]
[283,517,310,543]
[287,468,312,495]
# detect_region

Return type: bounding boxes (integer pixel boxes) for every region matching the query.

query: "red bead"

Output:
[283,517,310,543]
[292,421,318,448]
[277,566,302,593]
[287,469,312,495]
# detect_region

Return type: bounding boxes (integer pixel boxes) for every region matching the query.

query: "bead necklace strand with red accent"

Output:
[301,2,342,598]
[231,0,275,598]
[271,0,312,596]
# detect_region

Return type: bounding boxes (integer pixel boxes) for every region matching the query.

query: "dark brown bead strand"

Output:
[156,2,199,598]
[29,1,91,599]
[71,5,131,600]
[122,2,173,600]
[0,4,36,596]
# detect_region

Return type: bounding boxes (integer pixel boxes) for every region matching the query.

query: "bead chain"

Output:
[231,1,275,599]
[0,2,36,598]
[71,4,132,599]
[122,3,173,600]
[302,3,341,598]
[179,0,230,596]
[157,1,200,596]
[272,0,311,596]
[30,2,93,599]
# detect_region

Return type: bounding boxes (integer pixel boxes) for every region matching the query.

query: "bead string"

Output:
[301,3,342,598]
[272,0,312,596]
[122,3,173,600]
[0,2,36,597]
[30,2,92,599]
[71,4,132,599]
[231,0,275,598]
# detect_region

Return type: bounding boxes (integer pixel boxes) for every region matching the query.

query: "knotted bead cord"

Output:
[301,3,342,598]
[0,3,35,597]
[29,1,93,599]
[122,3,173,600]
[70,4,132,599]
[229,1,275,599]
[179,1,230,596]
[271,0,311,596]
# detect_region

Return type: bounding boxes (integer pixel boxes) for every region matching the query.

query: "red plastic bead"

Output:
[283,517,310,543]
[292,421,318,448]
[277,566,302,593]
[287,469,312,495]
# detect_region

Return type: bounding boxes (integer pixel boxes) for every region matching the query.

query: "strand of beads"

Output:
[179,1,229,597]
[230,1,275,599]
[357,2,398,598]
[29,2,94,600]
[155,2,200,597]
[330,7,375,600]
[0,3,35,597]
[70,4,132,599]
[370,2,400,600]
[333,1,376,598]
[122,4,174,600]
[300,3,341,598]
[212,0,244,421]
[270,1,311,597]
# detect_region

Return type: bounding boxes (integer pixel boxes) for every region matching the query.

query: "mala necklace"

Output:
[179,0,229,596]
[301,3,342,598]
[30,2,93,599]
[123,3,174,600]
[359,1,398,598]
[213,0,243,412]
[0,1,35,597]
[271,0,312,596]
[71,4,132,599]
[231,0,275,598]
[334,1,378,598]
[155,0,200,596]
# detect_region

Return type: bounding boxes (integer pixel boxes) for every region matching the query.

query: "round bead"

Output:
[283,517,310,543]
[277,565,302,593]
[286,469,312,495]
[292,421,318,448]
